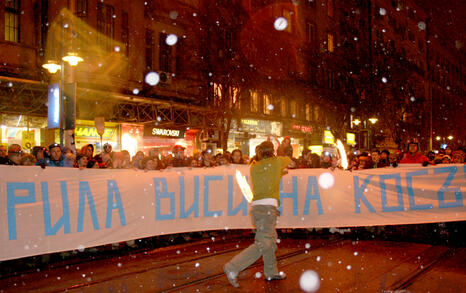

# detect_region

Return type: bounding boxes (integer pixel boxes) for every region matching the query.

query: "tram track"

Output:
[161,236,346,293]
[50,238,247,293]
[387,247,457,291]
[59,236,344,293]
[2,236,459,293]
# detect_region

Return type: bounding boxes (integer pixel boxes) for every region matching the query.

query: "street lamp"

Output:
[447,135,453,140]
[62,52,83,66]
[43,17,83,147]
[42,60,61,74]
[436,136,441,141]
[352,117,378,149]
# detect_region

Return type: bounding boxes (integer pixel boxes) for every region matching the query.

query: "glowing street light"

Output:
[368,117,378,124]
[436,136,441,141]
[42,60,61,74]
[353,119,361,126]
[62,52,83,66]
[447,135,453,140]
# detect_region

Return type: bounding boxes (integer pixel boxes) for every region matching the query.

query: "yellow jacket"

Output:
[250,156,291,205]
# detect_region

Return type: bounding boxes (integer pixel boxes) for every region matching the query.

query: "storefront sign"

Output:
[309,145,323,155]
[21,131,35,150]
[241,119,259,126]
[324,130,335,144]
[232,119,282,136]
[75,126,115,139]
[291,124,312,134]
[144,126,185,138]
[346,132,356,146]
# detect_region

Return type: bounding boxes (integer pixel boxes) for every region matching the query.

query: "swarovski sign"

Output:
[144,126,185,138]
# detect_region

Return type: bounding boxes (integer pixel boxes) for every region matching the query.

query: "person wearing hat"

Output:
[224,141,291,288]
[172,145,187,167]
[400,139,429,164]
[36,143,65,167]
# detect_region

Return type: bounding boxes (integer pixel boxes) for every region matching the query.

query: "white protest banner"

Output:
[0,164,465,261]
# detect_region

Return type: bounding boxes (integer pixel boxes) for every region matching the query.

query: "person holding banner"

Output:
[224,141,291,288]
[400,139,430,165]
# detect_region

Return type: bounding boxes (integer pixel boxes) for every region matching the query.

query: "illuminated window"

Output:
[97,2,115,51]
[290,100,297,118]
[327,32,334,52]
[305,104,312,121]
[213,83,239,108]
[5,0,20,43]
[283,9,293,33]
[281,99,287,117]
[314,105,319,121]
[264,94,272,115]
[250,91,259,113]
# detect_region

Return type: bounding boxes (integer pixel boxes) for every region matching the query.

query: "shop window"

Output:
[281,98,287,117]
[263,94,272,115]
[250,91,259,113]
[5,0,21,43]
[290,100,297,118]
[97,2,115,51]
[305,104,312,121]
[327,32,335,52]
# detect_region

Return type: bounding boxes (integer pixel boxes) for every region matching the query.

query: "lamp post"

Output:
[42,15,83,147]
[435,135,454,149]
[351,117,378,150]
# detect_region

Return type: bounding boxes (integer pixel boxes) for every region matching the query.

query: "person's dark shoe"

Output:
[266,272,287,281]
[224,265,240,288]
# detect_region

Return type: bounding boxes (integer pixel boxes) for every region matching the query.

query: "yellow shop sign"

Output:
[75,126,115,139]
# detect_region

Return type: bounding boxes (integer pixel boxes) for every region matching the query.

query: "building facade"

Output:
[0,0,464,156]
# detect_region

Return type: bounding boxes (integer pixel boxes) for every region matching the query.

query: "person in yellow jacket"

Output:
[224,141,291,288]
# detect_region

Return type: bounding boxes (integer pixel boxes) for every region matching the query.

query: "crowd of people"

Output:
[0,137,464,271]
[0,137,464,170]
